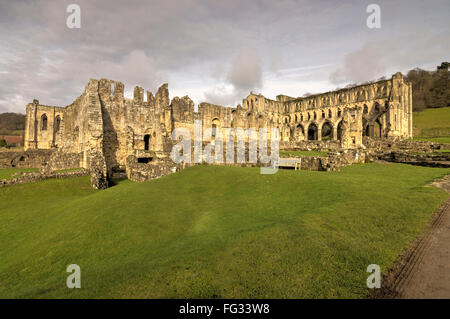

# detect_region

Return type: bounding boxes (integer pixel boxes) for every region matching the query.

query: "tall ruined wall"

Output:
[269,72,413,144]
[24,71,413,179]
[95,79,174,173]
[24,100,64,149]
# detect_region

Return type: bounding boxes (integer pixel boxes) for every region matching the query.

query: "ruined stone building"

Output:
[24,72,412,187]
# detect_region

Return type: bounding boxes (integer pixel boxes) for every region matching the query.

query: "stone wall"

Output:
[125,155,187,182]
[47,151,82,170]
[23,71,413,186]
[0,149,54,168]
[378,151,450,168]
[281,149,368,172]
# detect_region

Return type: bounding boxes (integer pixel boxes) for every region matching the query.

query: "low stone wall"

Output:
[125,155,188,182]
[0,149,54,168]
[284,149,368,172]
[280,140,342,152]
[48,151,82,170]
[0,169,90,188]
[362,137,447,152]
[378,151,450,168]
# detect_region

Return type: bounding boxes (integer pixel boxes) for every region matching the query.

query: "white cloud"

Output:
[0,0,448,113]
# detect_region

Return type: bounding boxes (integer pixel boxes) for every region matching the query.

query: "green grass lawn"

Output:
[413,136,450,144]
[413,107,450,140]
[0,168,39,180]
[0,164,449,298]
[279,150,328,157]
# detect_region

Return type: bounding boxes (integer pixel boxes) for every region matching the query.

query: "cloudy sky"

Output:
[0,0,449,113]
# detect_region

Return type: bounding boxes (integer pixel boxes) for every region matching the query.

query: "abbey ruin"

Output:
[21,72,413,188]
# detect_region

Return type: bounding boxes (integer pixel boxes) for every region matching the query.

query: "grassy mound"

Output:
[0,164,449,298]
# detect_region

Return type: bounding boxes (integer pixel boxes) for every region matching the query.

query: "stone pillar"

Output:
[368,123,374,138]
[317,128,322,141]
[24,100,38,150]
[332,127,338,140]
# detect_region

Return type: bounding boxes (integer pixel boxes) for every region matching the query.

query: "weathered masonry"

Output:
[24,72,412,186]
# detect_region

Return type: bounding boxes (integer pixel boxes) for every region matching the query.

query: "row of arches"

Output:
[283,89,388,112]
[241,108,343,128]
[292,120,344,141]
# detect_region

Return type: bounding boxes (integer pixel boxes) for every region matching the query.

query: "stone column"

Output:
[368,123,374,138]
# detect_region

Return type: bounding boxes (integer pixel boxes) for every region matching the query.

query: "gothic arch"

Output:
[54,116,61,132]
[212,118,220,137]
[336,120,344,140]
[321,120,334,140]
[41,114,48,131]
[307,122,319,141]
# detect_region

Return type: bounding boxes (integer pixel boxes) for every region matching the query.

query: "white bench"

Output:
[278,158,302,170]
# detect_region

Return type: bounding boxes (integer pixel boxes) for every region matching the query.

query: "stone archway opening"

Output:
[337,121,344,140]
[212,118,220,138]
[295,124,305,141]
[374,119,382,138]
[307,123,318,140]
[144,134,151,150]
[321,121,333,140]
[362,119,369,137]
[41,114,48,131]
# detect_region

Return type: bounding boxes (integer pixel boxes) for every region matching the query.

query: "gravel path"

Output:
[376,175,450,298]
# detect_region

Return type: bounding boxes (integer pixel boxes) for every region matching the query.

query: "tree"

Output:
[405,62,450,111]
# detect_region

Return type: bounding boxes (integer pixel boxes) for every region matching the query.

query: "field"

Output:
[0,163,449,298]
[413,107,450,143]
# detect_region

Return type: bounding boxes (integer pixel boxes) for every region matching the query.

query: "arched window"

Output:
[328,110,332,118]
[231,110,236,127]
[363,105,368,114]
[55,116,61,132]
[337,121,344,140]
[337,109,342,117]
[41,114,48,131]
[144,134,151,150]
[212,118,220,138]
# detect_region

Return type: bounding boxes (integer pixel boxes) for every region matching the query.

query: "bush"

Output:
[0,139,7,147]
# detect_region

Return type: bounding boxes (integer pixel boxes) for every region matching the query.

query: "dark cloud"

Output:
[0,0,449,112]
